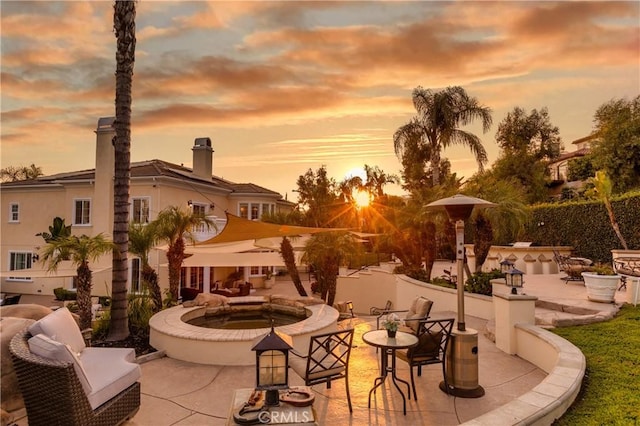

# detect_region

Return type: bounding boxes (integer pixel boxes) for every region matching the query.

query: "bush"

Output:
[92,309,111,340]
[128,292,154,335]
[53,287,77,301]
[393,265,429,282]
[465,270,503,296]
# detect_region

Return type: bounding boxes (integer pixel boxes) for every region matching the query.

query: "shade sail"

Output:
[196,213,349,245]
[171,251,294,267]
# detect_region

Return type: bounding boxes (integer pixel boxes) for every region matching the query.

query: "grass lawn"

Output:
[552,304,640,425]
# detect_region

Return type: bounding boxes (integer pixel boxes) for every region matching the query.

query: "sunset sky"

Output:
[1,1,638,199]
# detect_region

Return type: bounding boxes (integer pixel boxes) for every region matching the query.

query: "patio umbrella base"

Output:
[439,381,485,398]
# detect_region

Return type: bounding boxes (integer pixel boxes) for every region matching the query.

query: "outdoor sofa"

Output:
[9,307,141,426]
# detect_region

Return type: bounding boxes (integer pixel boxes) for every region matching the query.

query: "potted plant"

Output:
[264,269,275,289]
[382,313,400,338]
[582,264,620,303]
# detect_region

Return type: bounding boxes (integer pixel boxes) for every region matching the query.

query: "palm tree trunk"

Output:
[280,237,308,296]
[109,0,136,341]
[325,262,339,307]
[605,204,629,250]
[76,263,93,331]
[167,239,185,302]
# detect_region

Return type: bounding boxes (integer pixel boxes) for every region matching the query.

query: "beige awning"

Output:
[196,213,349,245]
[174,252,293,267]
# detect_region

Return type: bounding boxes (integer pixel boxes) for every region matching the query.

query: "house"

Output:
[547,133,597,198]
[1,117,295,298]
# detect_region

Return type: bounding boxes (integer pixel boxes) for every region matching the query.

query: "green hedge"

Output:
[522,192,640,262]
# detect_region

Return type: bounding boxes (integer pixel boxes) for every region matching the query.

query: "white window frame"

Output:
[73,198,91,226]
[131,197,150,224]
[7,251,34,281]
[238,202,276,221]
[9,203,19,222]
[191,203,207,233]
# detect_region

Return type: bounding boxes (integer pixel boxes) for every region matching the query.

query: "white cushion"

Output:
[80,347,141,410]
[28,333,92,395]
[28,307,86,354]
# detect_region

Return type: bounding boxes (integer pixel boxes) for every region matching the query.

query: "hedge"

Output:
[522,192,640,262]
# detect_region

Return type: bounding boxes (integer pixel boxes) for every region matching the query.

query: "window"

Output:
[250,266,260,275]
[239,203,249,219]
[9,203,19,222]
[132,197,150,224]
[8,251,33,281]
[190,267,203,289]
[191,204,207,232]
[74,199,91,225]
[131,258,142,293]
[239,202,275,220]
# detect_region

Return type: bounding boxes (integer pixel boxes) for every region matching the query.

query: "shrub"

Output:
[465,270,503,296]
[128,292,154,335]
[393,265,429,282]
[53,287,77,301]
[92,309,111,340]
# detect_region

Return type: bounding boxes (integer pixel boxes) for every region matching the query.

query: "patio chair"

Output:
[289,328,355,412]
[395,318,455,400]
[553,250,595,283]
[369,300,392,316]
[375,296,433,334]
[0,294,21,305]
[9,328,141,426]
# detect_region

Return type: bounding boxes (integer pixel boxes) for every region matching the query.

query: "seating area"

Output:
[0,293,22,306]
[553,250,595,283]
[374,296,433,333]
[9,307,141,426]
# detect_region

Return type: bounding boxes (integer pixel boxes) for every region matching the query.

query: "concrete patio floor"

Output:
[9,261,628,425]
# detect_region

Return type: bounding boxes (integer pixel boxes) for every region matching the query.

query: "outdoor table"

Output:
[362,329,418,415]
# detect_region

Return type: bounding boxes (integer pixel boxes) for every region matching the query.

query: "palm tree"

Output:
[587,171,628,250]
[129,223,162,311]
[363,164,399,198]
[0,164,43,182]
[41,234,115,330]
[110,0,136,340]
[302,232,362,306]
[394,86,492,186]
[463,173,530,271]
[154,206,216,302]
[280,236,308,297]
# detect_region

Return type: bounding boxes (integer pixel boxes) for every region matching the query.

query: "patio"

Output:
[8,261,626,425]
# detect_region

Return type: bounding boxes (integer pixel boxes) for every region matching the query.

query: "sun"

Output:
[353,190,371,208]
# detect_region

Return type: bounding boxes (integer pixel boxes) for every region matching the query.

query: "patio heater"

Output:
[426,194,495,398]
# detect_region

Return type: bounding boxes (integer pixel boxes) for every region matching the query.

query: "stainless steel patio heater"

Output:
[426,194,495,398]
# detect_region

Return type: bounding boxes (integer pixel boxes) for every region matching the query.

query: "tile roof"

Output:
[1,159,283,198]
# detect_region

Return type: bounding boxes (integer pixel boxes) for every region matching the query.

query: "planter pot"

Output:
[582,272,620,303]
[386,329,396,338]
[264,278,275,289]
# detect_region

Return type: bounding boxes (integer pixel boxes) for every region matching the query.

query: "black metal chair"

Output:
[1,294,22,306]
[395,318,455,400]
[369,300,392,316]
[375,296,433,334]
[553,250,594,283]
[289,328,355,412]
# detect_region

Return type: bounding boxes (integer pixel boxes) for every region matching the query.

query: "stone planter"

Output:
[264,277,275,289]
[582,272,620,303]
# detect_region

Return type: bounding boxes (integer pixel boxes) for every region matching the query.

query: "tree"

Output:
[302,232,361,306]
[37,217,72,243]
[586,171,628,250]
[590,96,640,193]
[363,164,399,199]
[463,172,530,271]
[280,237,308,297]
[393,86,492,187]
[0,164,43,182]
[41,234,115,330]
[109,0,137,340]
[154,206,216,302]
[492,107,562,203]
[128,223,162,311]
[295,166,339,227]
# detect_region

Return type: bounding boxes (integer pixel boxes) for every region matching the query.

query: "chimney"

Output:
[94,117,115,233]
[192,137,213,179]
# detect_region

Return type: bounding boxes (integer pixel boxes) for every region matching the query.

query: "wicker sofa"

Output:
[9,308,141,426]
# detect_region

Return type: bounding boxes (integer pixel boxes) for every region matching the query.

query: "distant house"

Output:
[0,117,295,297]
[547,134,597,198]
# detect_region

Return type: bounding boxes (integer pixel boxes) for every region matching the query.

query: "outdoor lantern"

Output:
[346,301,354,318]
[505,268,525,295]
[251,325,293,406]
[500,259,515,274]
